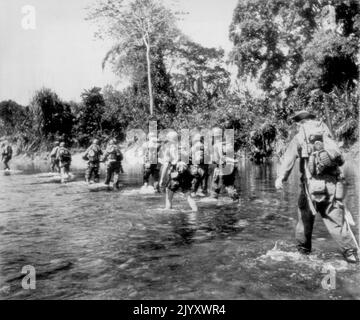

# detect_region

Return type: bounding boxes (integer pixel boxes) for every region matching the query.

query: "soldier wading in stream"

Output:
[275,110,359,264]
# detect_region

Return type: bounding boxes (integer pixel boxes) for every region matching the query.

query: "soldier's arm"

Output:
[277,135,300,183]
[159,162,169,186]
[159,149,171,186]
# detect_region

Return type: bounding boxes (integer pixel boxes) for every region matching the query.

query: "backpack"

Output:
[108,145,123,162]
[59,148,71,162]
[299,120,344,176]
[3,145,12,157]
[88,147,100,162]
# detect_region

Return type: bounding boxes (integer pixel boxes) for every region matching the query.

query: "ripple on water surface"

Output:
[0,161,359,300]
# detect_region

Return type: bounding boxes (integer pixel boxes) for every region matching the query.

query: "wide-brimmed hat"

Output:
[292,110,316,122]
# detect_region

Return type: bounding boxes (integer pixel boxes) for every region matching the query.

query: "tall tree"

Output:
[87,0,180,115]
[229,0,359,93]
[168,39,231,99]
[30,88,73,137]
[74,87,106,146]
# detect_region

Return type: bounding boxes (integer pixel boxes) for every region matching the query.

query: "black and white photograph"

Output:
[0,0,359,302]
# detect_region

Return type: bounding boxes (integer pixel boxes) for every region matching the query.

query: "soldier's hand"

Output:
[275,177,284,190]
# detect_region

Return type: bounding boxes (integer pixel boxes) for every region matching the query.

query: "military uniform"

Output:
[211,141,239,200]
[277,115,358,260]
[84,144,102,183]
[189,140,209,195]
[56,145,72,182]
[102,142,123,189]
[1,144,13,170]
[142,138,160,190]
[50,145,60,172]
[161,142,192,192]
[160,138,198,212]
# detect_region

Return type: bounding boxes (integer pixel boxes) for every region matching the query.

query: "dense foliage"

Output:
[0,0,358,157]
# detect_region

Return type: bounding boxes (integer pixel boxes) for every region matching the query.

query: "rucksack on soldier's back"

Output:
[88,147,100,162]
[299,119,344,174]
[2,145,12,157]
[59,148,71,162]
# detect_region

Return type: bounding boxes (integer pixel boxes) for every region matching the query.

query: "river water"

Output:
[0,158,359,300]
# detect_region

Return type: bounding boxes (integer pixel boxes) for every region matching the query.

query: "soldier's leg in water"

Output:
[165,188,174,209]
[93,163,100,183]
[104,163,112,185]
[211,167,221,198]
[51,158,55,172]
[152,165,160,191]
[60,165,67,183]
[143,166,151,186]
[4,158,10,170]
[190,174,201,196]
[319,201,357,253]
[187,192,198,212]
[296,190,315,254]
[201,165,209,194]
[224,167,239,200]
[113,167,121,189]
[85,163,92,183]
[65,163,71,179]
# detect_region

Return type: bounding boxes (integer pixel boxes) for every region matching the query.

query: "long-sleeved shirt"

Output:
[102,144,122,163]
[50,146,59,158]
[277,134,303,183]
[84,144,102,162]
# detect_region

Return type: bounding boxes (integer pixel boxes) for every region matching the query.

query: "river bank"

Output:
[6,140,359,175]
[7,143,145,174]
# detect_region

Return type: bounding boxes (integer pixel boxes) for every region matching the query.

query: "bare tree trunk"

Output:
[145,42,154,116]
[324,95,334,137]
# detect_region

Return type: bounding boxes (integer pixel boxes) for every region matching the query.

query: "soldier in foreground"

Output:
[275,110,359,263]
[49,141,60,173]
[189,132,209,197]
[102,139,123,190]
[1,141,13,171]
[210,131,239,201]
[159,132,198,212]
[142,133,161,192]
[83,139,103,184]
[57,142,72,183]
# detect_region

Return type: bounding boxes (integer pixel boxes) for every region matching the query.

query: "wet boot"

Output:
[343,249,359,264]
[297,245,311,255]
